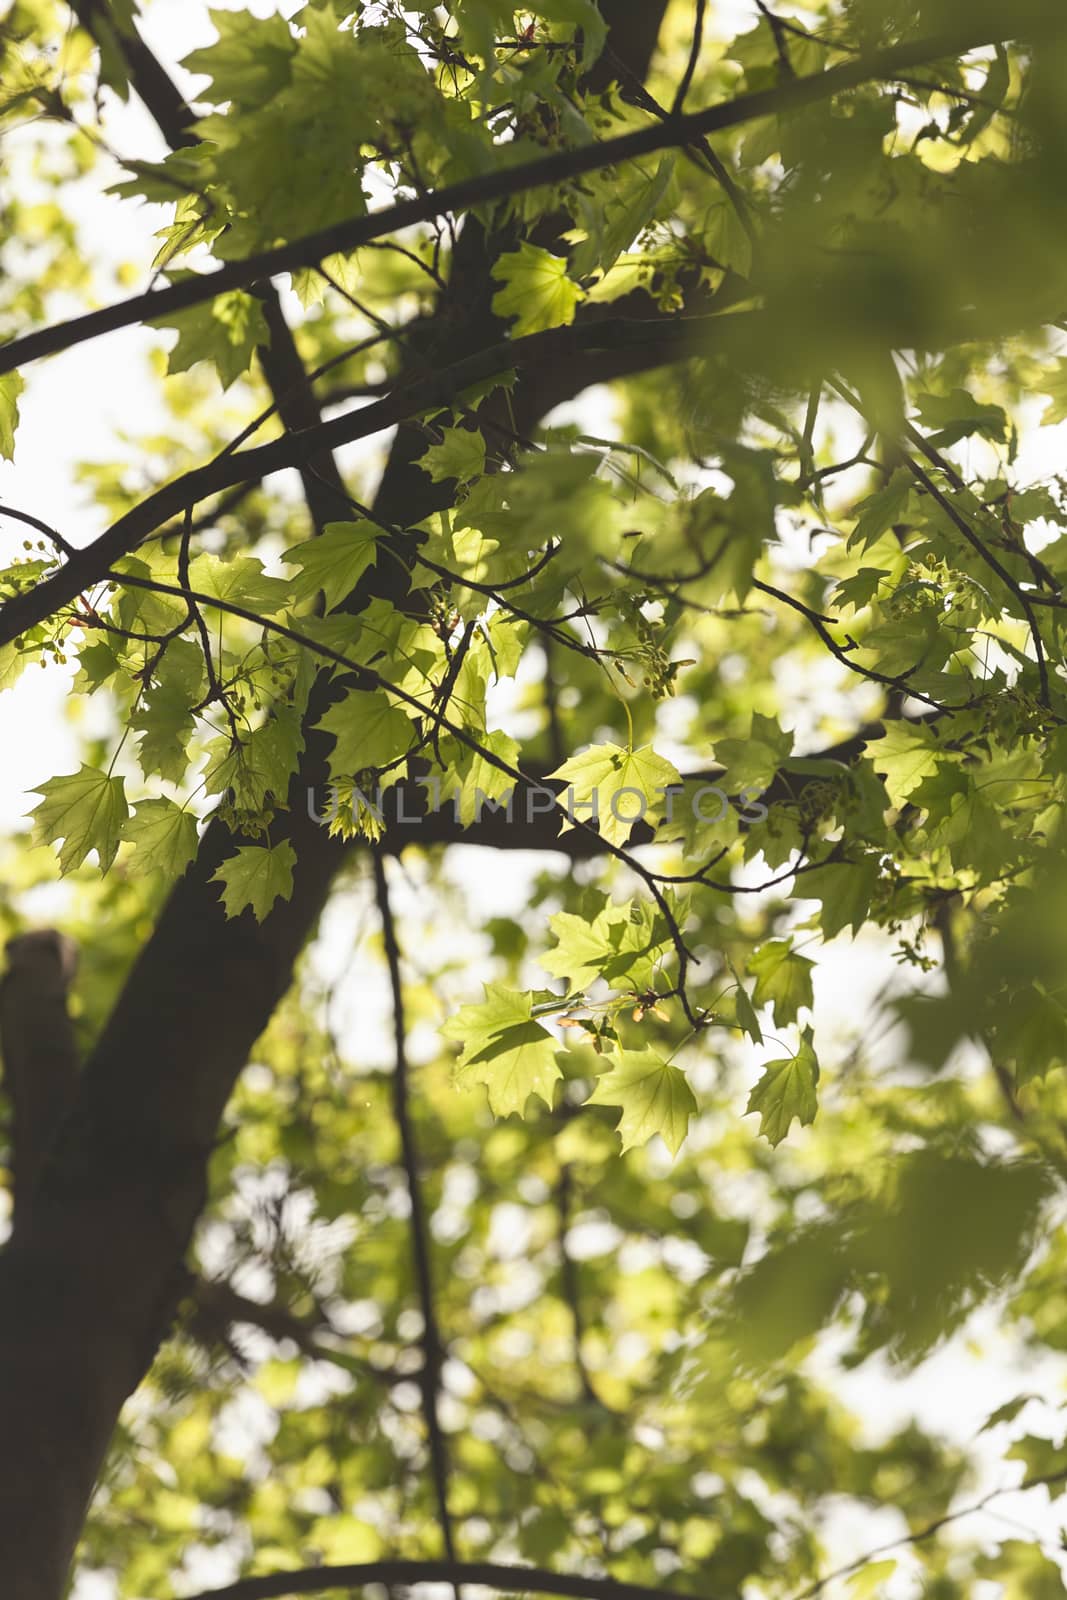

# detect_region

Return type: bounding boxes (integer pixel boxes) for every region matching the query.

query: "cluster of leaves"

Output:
[7,0,1067,1595]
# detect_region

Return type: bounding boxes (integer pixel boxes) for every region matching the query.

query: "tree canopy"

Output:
[3,1,1067,1597]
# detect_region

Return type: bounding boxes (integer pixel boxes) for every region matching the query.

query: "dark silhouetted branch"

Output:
[1,13,1057,376]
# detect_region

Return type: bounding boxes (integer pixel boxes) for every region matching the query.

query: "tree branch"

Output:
[176,1558,720,1600]
[1,12,1057,377]
[0,313,711,647]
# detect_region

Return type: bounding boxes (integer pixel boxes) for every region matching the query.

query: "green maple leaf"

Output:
[186,553,289,616]
[715,712,793,792]
[705,195,752,276]
[799,855,880,940]
[915,387,1006,445]
[749,939,815,1025]
[0,372,24,460]
[1006,1434,1067,1488]
[848,468,911,552]
[0,642,29,694]
[868,721,942,807]
[112,557,187,640]
[729,958,763,1044]
[833,566,892,612]
[439,730,521,825]
[539,904,670,991]
[284,522,383,613]
[586,1048,696,1157]
[746,1027,820,1146]
[540,908,630,989]
[258,706,306,783]
[159,289,269,390]
[30,765,128,874]
[981,1395,1040,1433]
[418,427,486,487]
[492,244,585,337]
[549,742,682,848]
[998,982,1067,1087]
[212,841,297,920]
[316,690,414,777]
[181,8,296,108]
[122,798,199,882]
[73,640,121,695]
[921,776,1007,880]
[133,687,194,785]
[203,712,305,810]
[441,983,562,1116]
[480,613,528,681]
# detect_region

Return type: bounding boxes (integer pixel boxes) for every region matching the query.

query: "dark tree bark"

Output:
[0,931,80,1225]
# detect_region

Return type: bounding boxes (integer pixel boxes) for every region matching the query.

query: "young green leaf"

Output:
[705,196,752,276]
[186,553,290,616]
[748,939,815,1025]
[0,642,29,695]
[492,243,585,337]
[845,1562,897,1600]
[570,155,675,279]
[159,290,269,391]
[212,840,297,920]
[133,688,195,786]
[316,690,415,776]
[915,388,1007,445]
[284,522,383,613]
[867,722,942,807]
[30,766,128,875]
[848,469,911,551]
[1039,360,1067,427]
[181,8,296,108]
[799,856,881,940]
[586,1048,696,1157]
[418,426,486,487]
[540,904,670,992]
[122,798,199,882]
[0,372,24,461]
[746,1027,820,1146]
[550,742,682,848]
[438,730,521,826]
[714,712,792,792]
[441,983,562,1116]
[729,958,763,1044]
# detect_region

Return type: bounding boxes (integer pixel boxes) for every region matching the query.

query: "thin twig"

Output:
[371,851,460,1588]
[672,0,707,114]
[791,1464,1067,1600]
[557,1164,612,1410]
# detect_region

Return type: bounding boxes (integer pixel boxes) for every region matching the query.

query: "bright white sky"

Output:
[2,4,1067,1597]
